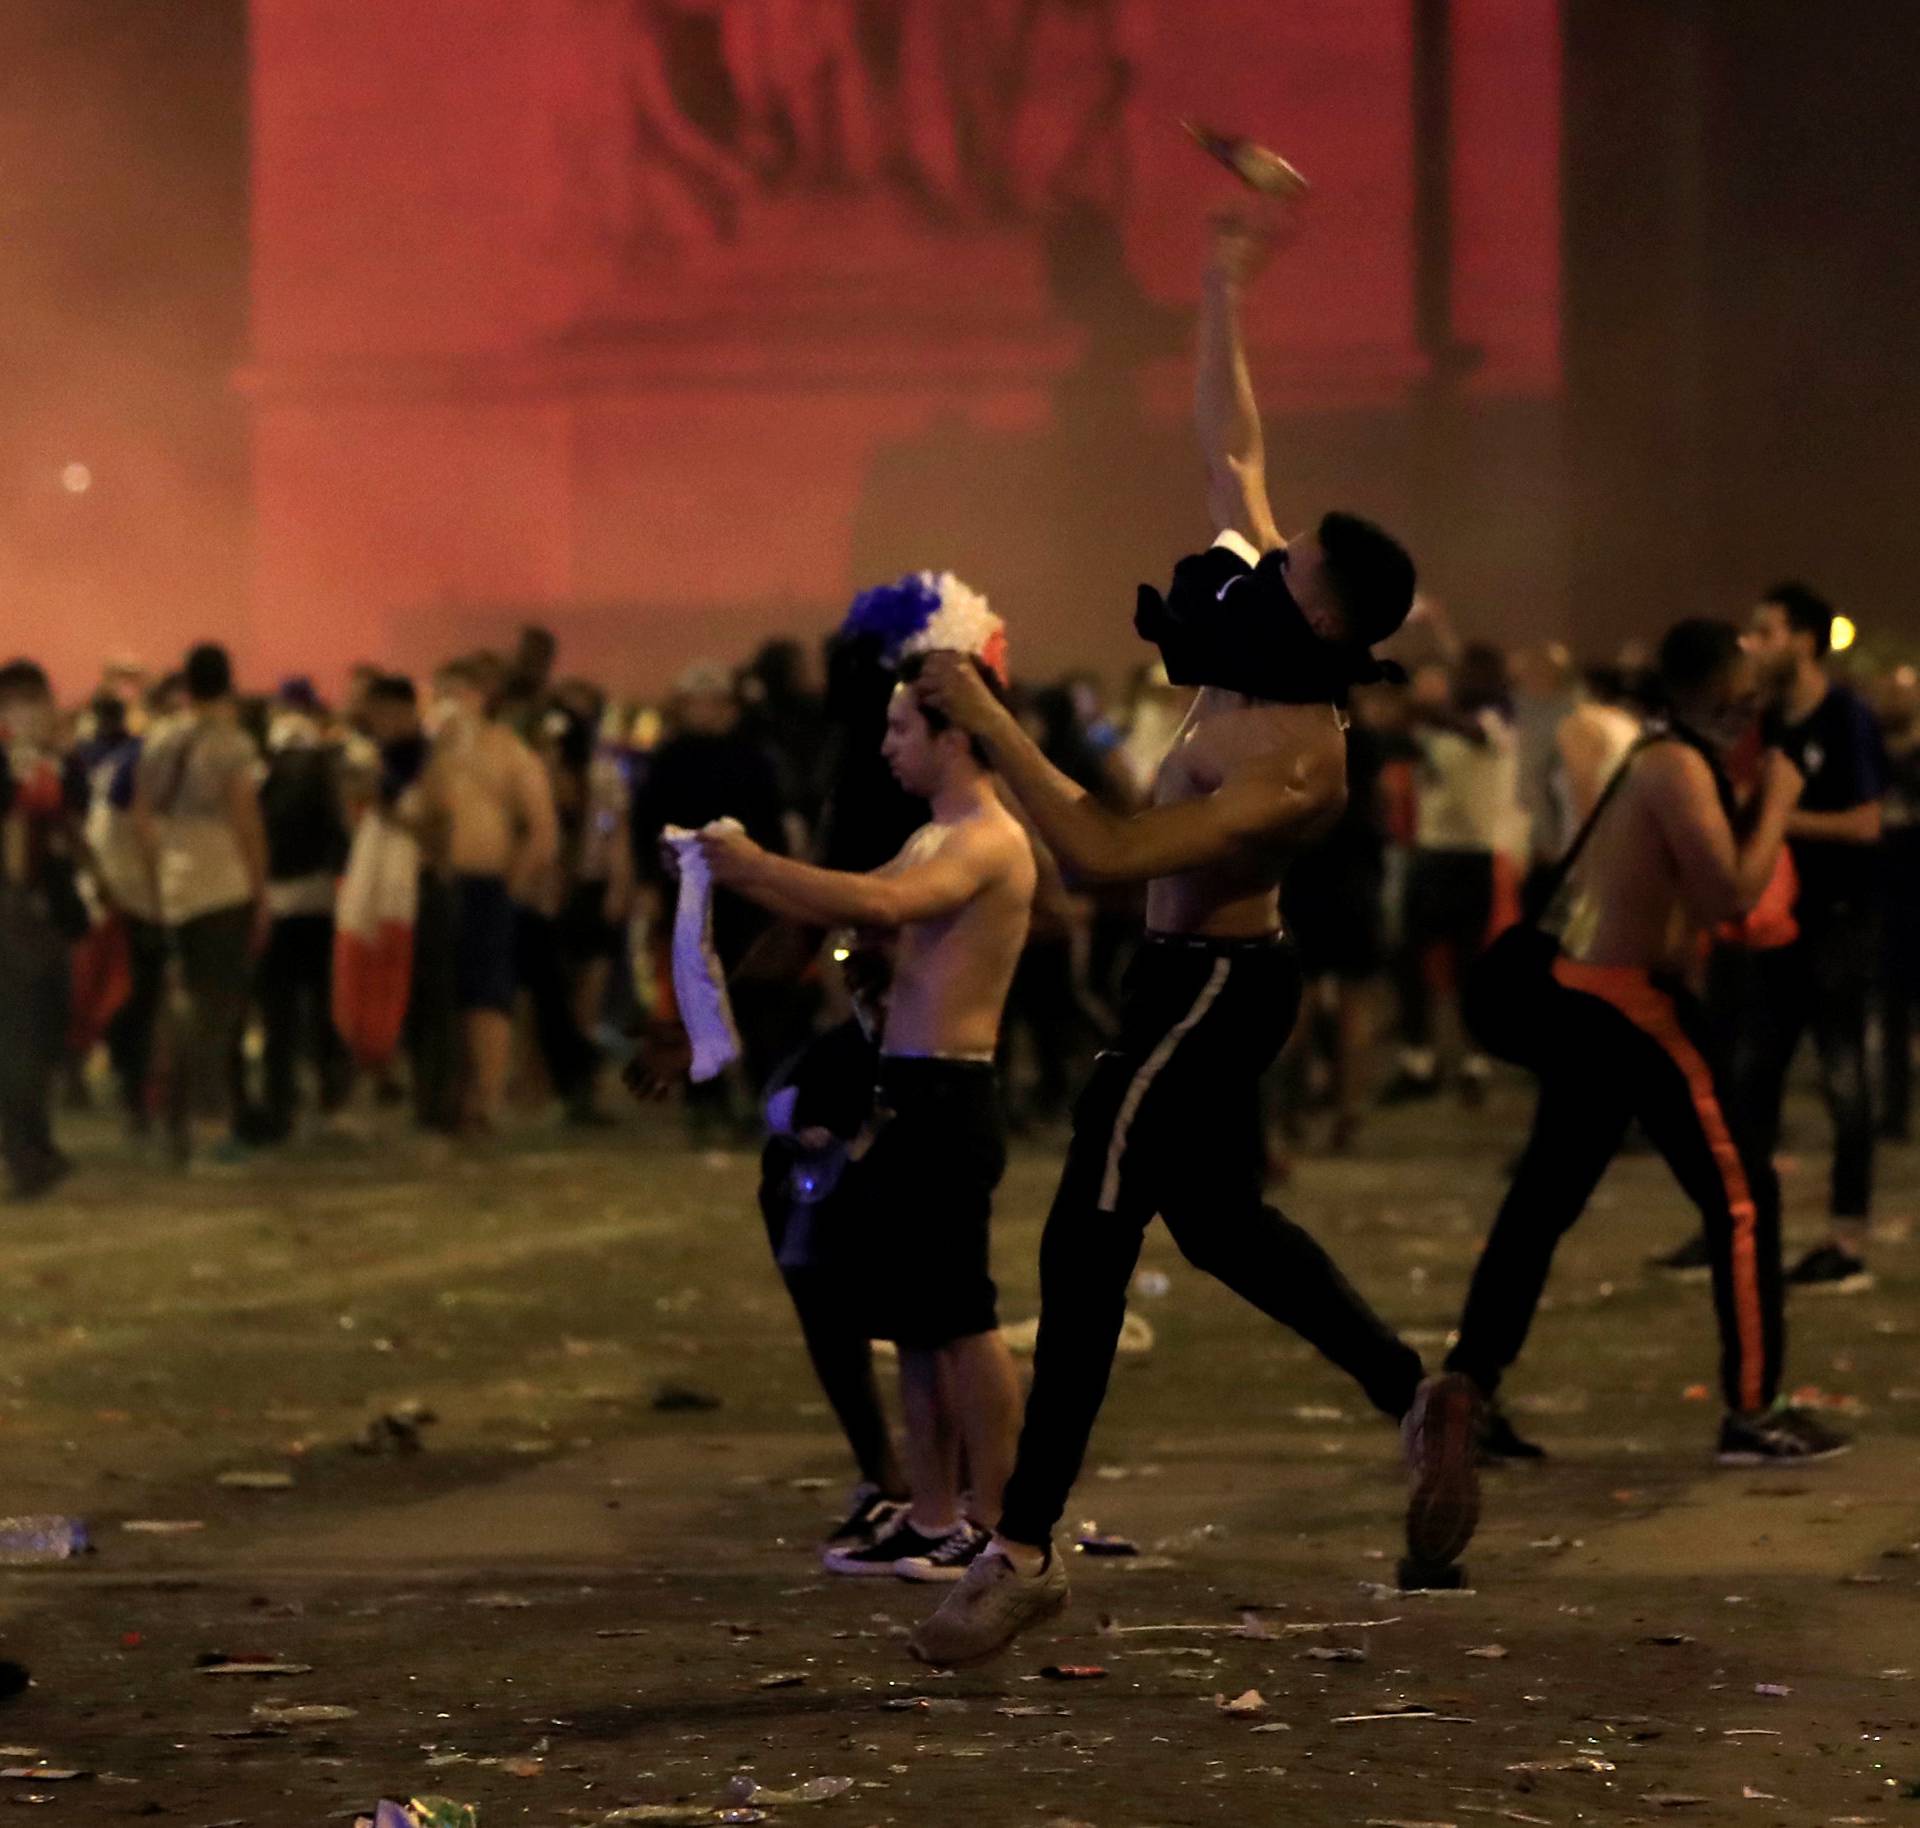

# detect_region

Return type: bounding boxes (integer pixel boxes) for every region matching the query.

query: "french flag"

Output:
[331,812,419,1069]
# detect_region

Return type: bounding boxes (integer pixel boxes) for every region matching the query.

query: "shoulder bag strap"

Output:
[1527,733,1659,925]
[152,727,206,818]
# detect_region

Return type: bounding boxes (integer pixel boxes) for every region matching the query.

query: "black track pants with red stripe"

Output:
[995,934,1426,1551]
[1447,959,1784,1415]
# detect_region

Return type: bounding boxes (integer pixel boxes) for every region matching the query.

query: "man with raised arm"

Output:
[907,211,1477,1667]
[693,642,1038,1583]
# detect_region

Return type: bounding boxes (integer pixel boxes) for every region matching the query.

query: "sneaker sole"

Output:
[1655,1264,1715,1284]
[822,1553,930,1577]
[1406,1375,1483,1567]
[894,1559,976,1584]
[1714,1440,1854,1468]
[908,1582,1069,1667]
[1789,1274,1875,1295]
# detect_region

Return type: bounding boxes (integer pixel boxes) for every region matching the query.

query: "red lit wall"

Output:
[245,0,1562,694]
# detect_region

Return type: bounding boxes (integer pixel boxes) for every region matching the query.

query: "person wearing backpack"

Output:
[252,679,353,1143]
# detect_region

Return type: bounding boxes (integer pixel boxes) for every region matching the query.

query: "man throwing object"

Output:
[908,209,1475,1666]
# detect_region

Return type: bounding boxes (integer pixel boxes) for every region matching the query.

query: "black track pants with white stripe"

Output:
[996,935,1426,1549]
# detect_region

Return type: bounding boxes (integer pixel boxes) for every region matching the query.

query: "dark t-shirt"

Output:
[261,744,349,882]
[378,734,429,808]
[629,731,787,863]
[1764,685,1886,921]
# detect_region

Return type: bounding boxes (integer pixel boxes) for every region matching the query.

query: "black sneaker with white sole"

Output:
[822,1516,970,1577]
[895,1521,991,1584]
[823,1483,906,1553]
[1716,1404,1852,1466]
[1786,1243,1874,1294]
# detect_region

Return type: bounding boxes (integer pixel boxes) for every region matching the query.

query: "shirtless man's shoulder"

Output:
[961,795,1038,889]
[891,797,1034,895]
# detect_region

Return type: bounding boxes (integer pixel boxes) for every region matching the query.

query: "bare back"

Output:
[1554,744,1698,971]
[1145,688,1347,938]
[881,801,1036,1059]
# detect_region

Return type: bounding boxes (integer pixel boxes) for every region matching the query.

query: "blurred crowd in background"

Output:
[1,586,1915,1225]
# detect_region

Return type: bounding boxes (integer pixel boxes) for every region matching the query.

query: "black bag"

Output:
[1461,741,1648,1070]
[1460,920,1563,1070]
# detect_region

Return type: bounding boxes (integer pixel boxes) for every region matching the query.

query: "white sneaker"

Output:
[908,1541,1069,1665]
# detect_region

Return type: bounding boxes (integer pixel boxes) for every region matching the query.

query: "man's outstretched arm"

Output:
[916,656,1339,885]
[695,822,989,931]
[1196,214,1284,553]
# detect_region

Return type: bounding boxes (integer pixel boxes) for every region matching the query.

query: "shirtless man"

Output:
[1441,618,1849,1467]
[906,212,1474,1666]
[421,653,558,1135]
[695,652,1038,1582]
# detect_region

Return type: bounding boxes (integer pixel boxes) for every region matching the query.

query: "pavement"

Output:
[0,1083,1915,1826]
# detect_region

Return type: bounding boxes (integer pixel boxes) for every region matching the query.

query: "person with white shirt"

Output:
[1385,646,1525,1105]
[82,693,167,1136]
[133,644,268,1167]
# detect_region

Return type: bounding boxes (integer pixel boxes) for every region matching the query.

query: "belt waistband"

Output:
[1142,929,1286,955]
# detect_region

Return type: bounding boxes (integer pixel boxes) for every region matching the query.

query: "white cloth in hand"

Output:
[662,820,744,1083]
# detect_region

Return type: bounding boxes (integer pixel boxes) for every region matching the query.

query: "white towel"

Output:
[662,820,744,1083]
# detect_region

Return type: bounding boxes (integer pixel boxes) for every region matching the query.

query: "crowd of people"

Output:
[1,209,1911,1671]
[0,623,1154,1184]
[7,589,1908,1208]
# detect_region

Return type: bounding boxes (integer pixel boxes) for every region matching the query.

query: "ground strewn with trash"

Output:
[0,1085,1915,1825]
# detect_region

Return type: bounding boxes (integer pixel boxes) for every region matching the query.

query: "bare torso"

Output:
[435,722,539,877]
[880,804,1036,1059]
[1143,688,1348,938]
[1553,744,1696,971]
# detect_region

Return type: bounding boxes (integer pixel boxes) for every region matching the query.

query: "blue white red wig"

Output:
[840,571,1009,684]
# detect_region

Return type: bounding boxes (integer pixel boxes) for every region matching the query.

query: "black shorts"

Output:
[453,874,518,1014]
[841,1057,1006,1348]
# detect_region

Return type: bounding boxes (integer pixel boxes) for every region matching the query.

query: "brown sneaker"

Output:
[1402,1372,1483,1567]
